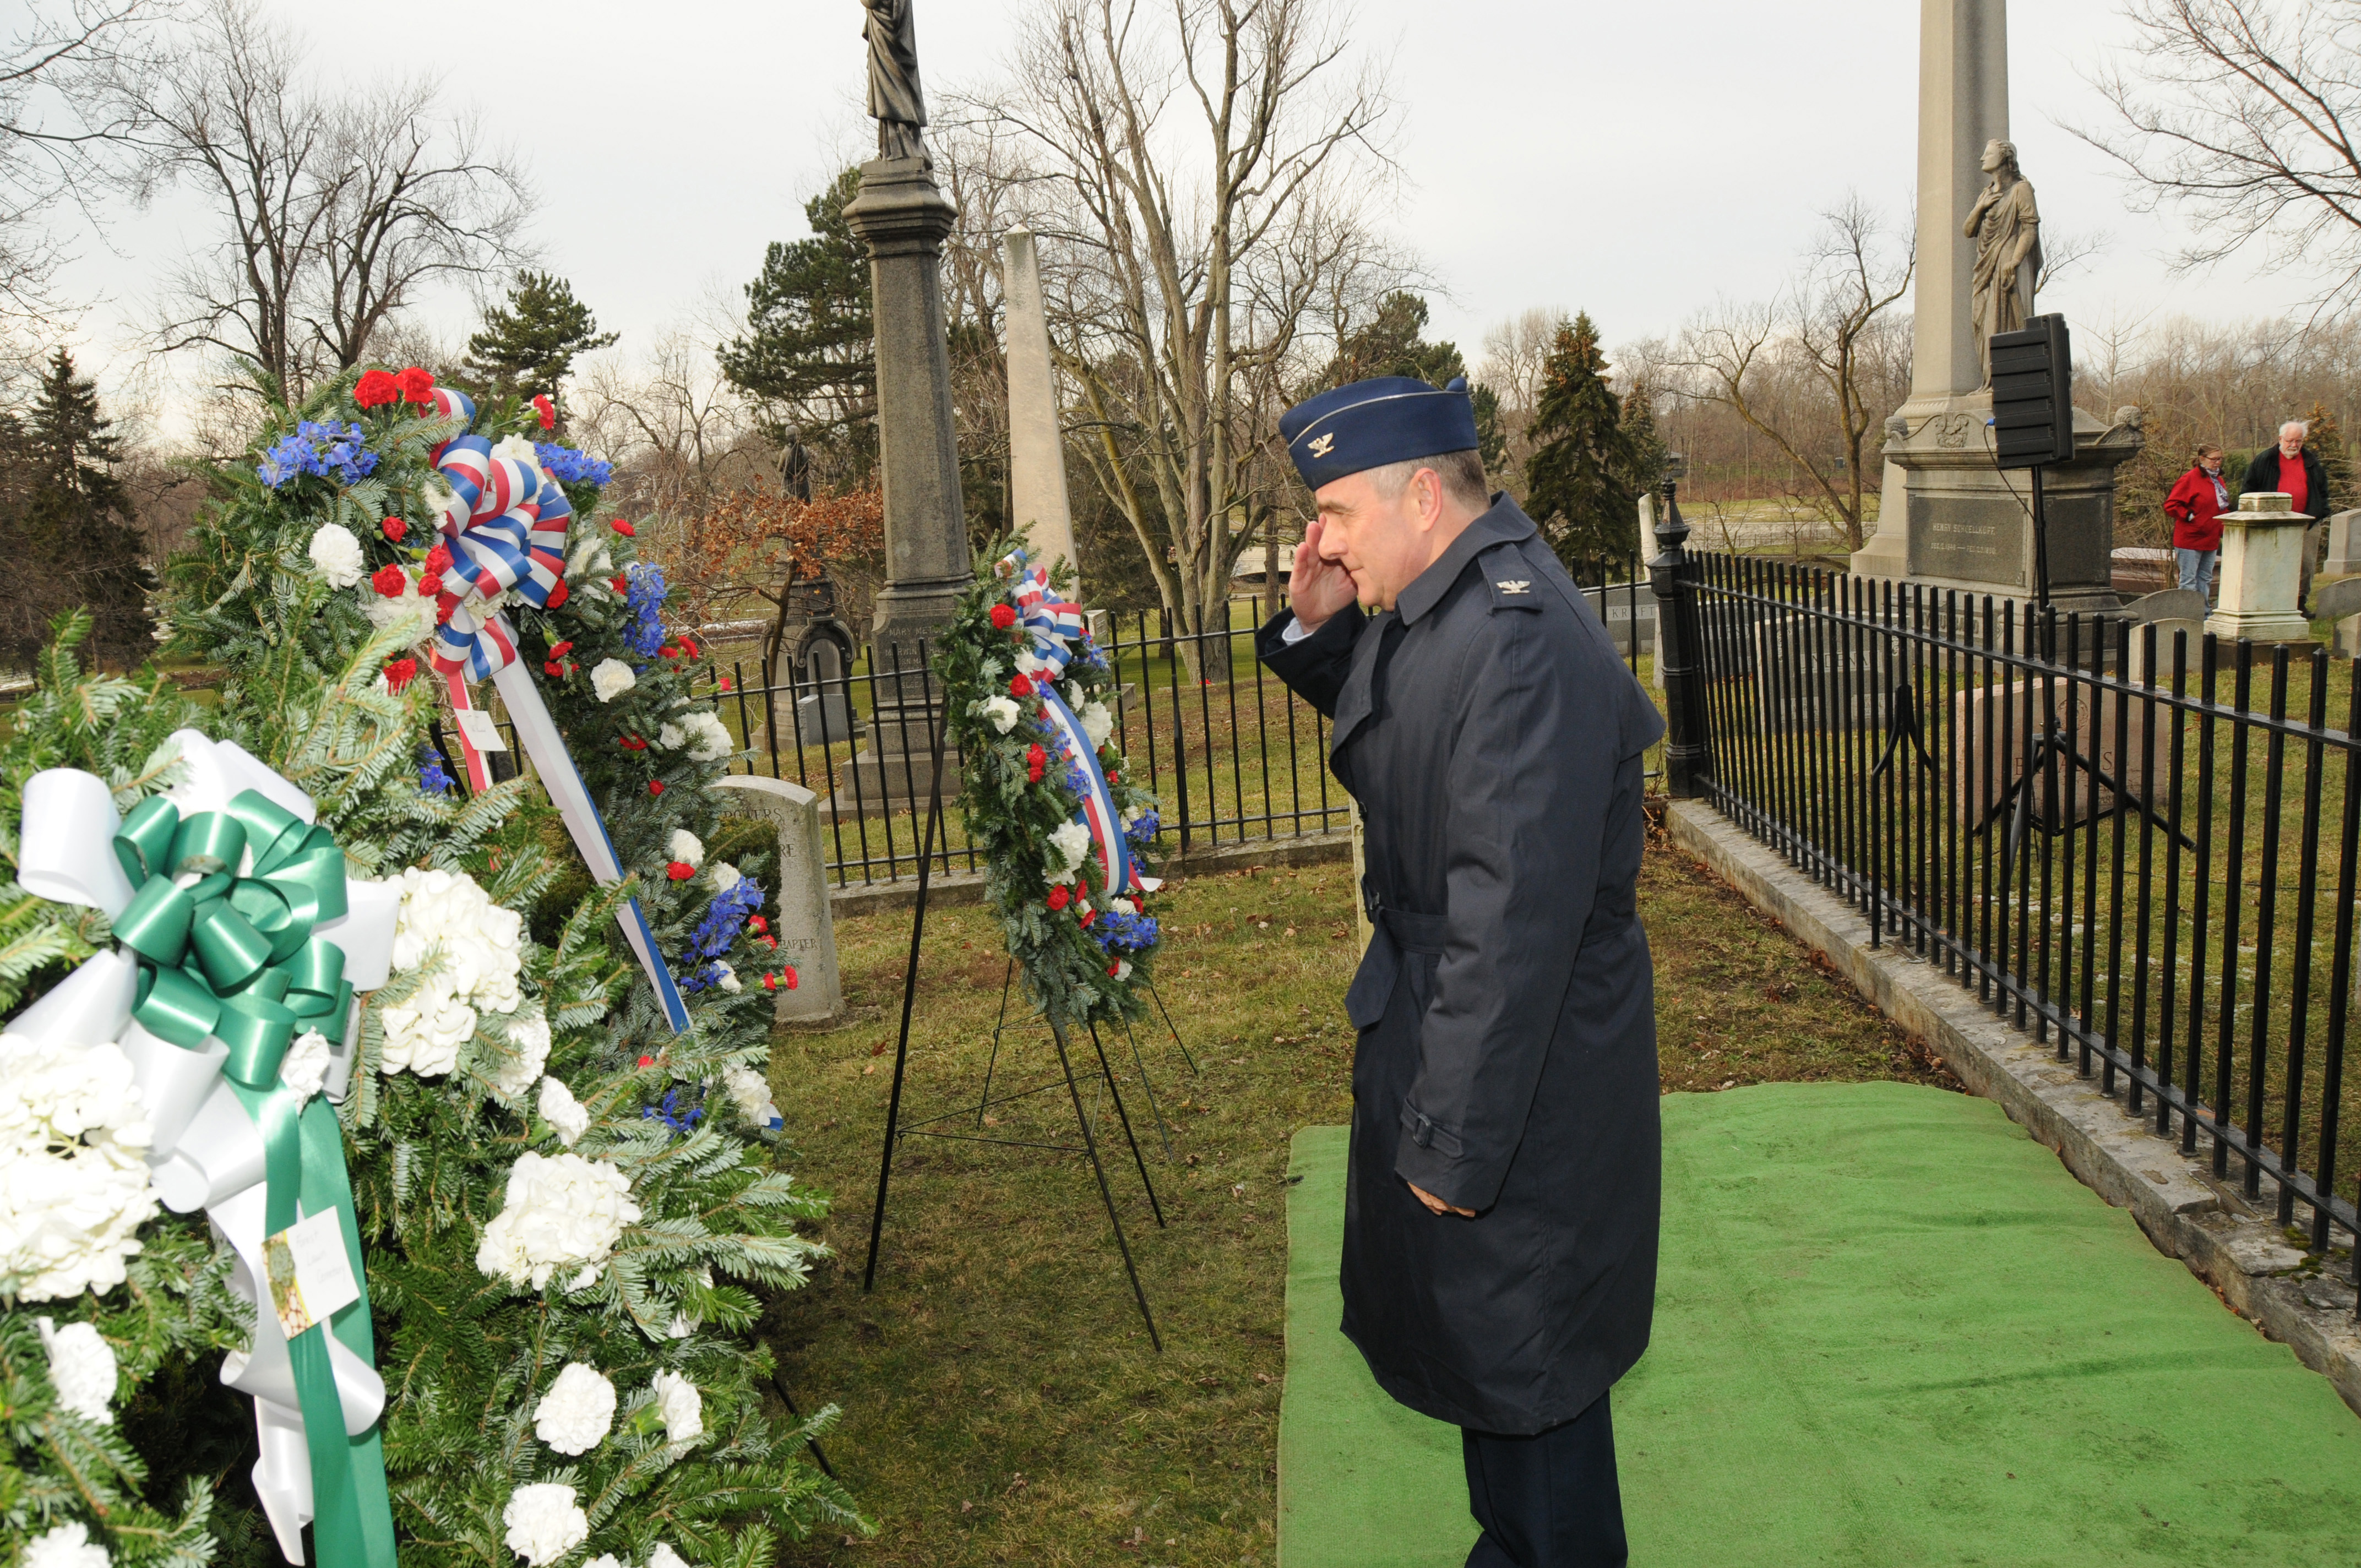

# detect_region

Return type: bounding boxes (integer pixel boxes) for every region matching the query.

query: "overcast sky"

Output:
[48,0,2316,432]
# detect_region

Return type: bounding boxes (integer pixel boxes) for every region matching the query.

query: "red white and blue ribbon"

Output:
[422,393,690,1033]
[1003,553,1086,674]
[999,549,1142,899]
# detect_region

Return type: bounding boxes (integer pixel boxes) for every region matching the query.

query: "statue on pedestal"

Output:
[862,0,928,162]
[1965,138,2042,389]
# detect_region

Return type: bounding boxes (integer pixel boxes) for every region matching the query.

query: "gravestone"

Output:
[794,638,861,742]
[1950,676,2168,829]
[708,775,846,1027]
[1748,613,1890,732]
[2208,492,2314,643]
[2325,510,2361,579]
[1004,226,1080,587]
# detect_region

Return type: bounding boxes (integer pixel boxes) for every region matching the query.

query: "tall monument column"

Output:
[1002,227,1081,589]
[841,0,971,803]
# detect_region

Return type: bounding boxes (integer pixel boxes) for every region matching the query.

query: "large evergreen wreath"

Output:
[937,546,1165,1030]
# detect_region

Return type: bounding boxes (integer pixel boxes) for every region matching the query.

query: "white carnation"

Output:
[708,862,741,891]
[537,1076,590,1147]
[280,1029,332,1099]
[566,535,612,577]
[534,1362,617,1455]
[493,1011,552,1099]
[646,1546,690,1568]
[1080,700,1113,749]
[667,830,704,869]
[493,433,540,464]
[502,1483,588,1566]
[23,1523,110,1568]
[649,1369,703,1444]
[306,523,367,588]
[591,659,636,703]
[980,695,1020,734]
[1111,958,1134,982]
[0,1035,157,1302]
[656,721,684,751]
[721,1064,779,1130]
[1048,820,1092,879]
[39,1318,117,1424]
[476,1151,640,1289]
[715,965,741,994]
[1014,647,1052,677]
[362,585,433,640]
[681,711,733,761]
[584,1558,624,1568]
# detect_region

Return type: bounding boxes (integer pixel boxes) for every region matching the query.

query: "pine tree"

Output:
[2304,399,2351,514]
[1323,291,1466,390]
[1523,314,1641,570]
[3,352,151,669]
[460,273,619,431]
[719,168,877,477]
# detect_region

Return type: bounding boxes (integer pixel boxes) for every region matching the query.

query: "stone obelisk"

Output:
[841,0,970,804]
[1002,227,1080,590]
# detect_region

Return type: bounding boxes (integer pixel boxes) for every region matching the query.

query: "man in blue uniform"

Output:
[1258,375,1664,1568]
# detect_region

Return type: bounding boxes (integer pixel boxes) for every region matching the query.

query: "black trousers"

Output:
[1462,1391,1627,1568]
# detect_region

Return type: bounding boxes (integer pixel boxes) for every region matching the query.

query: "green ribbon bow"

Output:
[111,790,396,1568]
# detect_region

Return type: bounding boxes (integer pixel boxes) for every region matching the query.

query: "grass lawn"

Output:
[755,830,1956,1566]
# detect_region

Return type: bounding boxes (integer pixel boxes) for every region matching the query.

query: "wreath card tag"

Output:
[264,1208,361,1337]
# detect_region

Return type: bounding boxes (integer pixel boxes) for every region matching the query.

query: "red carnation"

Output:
[649,780,665,796]
[1107,771,1119,784]
[1047,886,1071,912]
[436,600,455,624]
[611,575,629,594]
[1108,963,1122,978]
[762,972,780,992]
[1010,674,1033,698]
[612,519,637,537]
[784,967,798,990]
[548,640,574,659]
[532,394,555,431]
[416,571,444,597]
[666,861,695,880]
[1081,910,1097,927]
[546,579,570,609]
[543,660,564,677]
[381,516,407,542]
[424,543,453,573]
[717,674,733,693]
[990,603,1016,630]
[637,1054,655,1069]
[382,657,417,693]
[397,366,436,405]
[370,563,407,598]
[355,369,399,409]
[678,636,700,657]
[747,916,768,934]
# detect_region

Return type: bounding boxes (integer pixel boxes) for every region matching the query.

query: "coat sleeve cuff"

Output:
[1392,1103,1504,1213]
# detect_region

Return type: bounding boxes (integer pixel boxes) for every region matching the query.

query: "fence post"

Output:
[1649,476,1711,798]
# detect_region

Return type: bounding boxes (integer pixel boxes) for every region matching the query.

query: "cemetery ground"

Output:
[754,836,1957,1566]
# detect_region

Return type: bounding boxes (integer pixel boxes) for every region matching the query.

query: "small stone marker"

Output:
[707,776,846,1027]
[2326,510,2361,578]
[1950,677,2168,829]
[2314,576,2361,659]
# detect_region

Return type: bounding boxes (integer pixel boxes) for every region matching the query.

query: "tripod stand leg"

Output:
[1144,973,1200,1075]
[978,957,1015,1129]
[1051,1016,1163,1351]
[1087,1019,1166,1226]
[1119,1012,1176,1162]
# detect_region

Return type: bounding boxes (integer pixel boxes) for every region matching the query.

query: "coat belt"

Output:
[1377,906,1449,955]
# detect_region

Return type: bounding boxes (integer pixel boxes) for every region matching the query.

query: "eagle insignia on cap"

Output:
[1307,432,1336,459]
[1496,579,1531,595]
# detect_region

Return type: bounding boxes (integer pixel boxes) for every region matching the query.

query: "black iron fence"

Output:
[1650,531,2361,1275]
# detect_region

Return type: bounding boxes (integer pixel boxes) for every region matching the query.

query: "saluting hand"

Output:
[1289,518,1358,633]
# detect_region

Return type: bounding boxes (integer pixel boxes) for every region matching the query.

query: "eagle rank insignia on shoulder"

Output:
[1495,580,1531,594]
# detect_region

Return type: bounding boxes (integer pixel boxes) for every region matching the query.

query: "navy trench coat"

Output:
[1259,497,1664,1434]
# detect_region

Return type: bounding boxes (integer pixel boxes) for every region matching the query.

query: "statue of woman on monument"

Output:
[862,0,928,162]
[1965,138,2042,389]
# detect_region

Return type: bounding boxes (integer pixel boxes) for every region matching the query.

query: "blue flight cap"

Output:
[1281,374,1480,491]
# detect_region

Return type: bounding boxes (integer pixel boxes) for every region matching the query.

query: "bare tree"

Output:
[117,0,531,398]
[2078,0,2361,314]
[961,0,1403,669]
[1667,195,1912,550]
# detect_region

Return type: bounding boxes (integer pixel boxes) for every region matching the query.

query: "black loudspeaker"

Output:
[1989,313,2074,469]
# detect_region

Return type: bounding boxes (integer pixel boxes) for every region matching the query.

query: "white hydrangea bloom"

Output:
[646,1545,690,1568]
[475,1152,640,1288]
[681,711,733,761]
[377,971,474,1078]
[1048,820,1092,883]
[649,1369,703,1444]
[306,523,366,588]
[1080,700,1113,749]
[536,1076,589,1147]
[655,721,684,752]
[39,1317,117,1424]
[667,830,704,869]
[380,868,524,1078]
[502,1483,588,1566]
[0,1036,157,1302]
[493,434,540,464]
[980,695,1020,734]
[721,1064,779,1130]
[708,862,741,891]
[591,659,636,703]
[533,1362,616,1455]
[493,1012,552,1100]
[584,1558,624,1568]
[280,1030,332,1099]
[23,1522,110,1568]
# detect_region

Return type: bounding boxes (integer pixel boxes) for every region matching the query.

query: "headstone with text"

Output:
[708,775,847,1027]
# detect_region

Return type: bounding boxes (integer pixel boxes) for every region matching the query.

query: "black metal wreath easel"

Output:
[857,710,1174,1351]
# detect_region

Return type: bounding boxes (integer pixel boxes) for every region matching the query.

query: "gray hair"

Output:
[2282,420,2310,442]
[1363,449,1490,510]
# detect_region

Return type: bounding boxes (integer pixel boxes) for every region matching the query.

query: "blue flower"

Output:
[1124,809,1161,847]
[256,419,378,490]
[418,744,454,796]
[535,442,614,487]
[1091,907,1160,954]
[640,1084,706,1134]
[623,562,669,658]
[677,878,766,990]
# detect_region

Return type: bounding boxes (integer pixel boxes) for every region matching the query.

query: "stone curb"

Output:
[1666,798,2361,1417]
[824,830,1354,917]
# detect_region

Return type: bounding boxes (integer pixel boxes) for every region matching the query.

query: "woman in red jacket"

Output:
[2164,444,2231,602]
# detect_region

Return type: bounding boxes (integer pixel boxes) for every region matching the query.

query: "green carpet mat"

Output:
[1280,1082,2361,1567]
